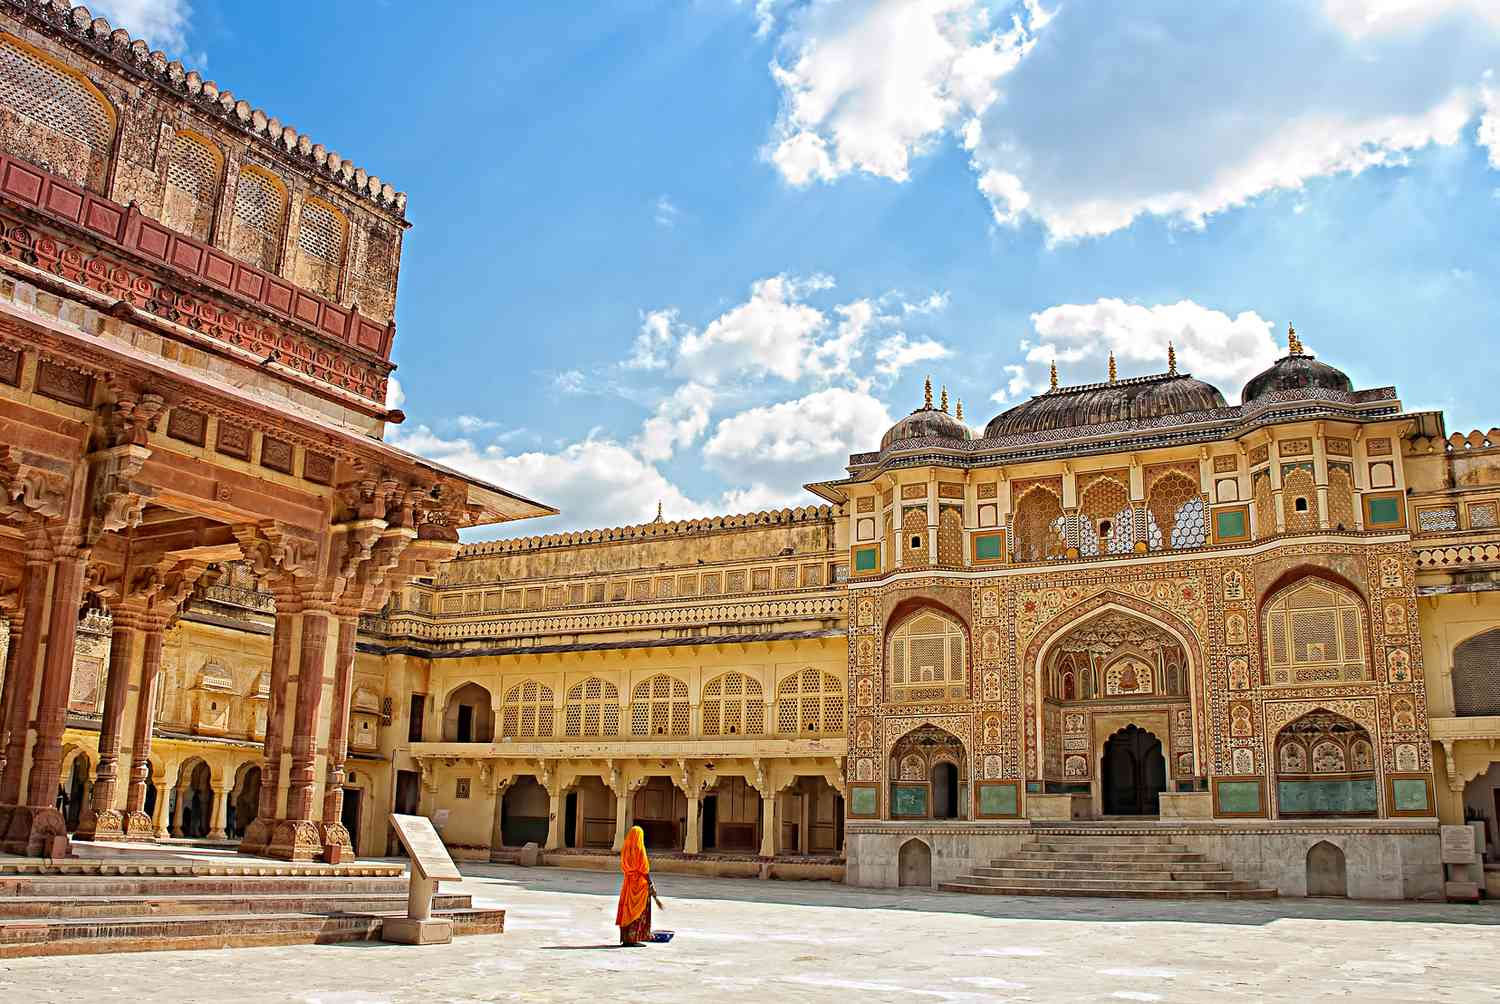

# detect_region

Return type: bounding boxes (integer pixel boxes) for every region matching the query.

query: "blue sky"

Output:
[106,1,1500,535]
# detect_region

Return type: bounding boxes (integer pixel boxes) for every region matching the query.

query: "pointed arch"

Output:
[563,676,620,737]
[498,680,552,739]
[774,667,843,736]
[629,673,689,736]
[1012,481,1066,561]
[886,606,968,704]
[1272,708,1378,818]
[1260,572,1371,686]
[1452,627,1500,717]
[0,32,117,191]
[702,671,765,736]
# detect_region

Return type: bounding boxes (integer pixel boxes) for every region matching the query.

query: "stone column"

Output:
[611,790,631,852]
[544,785,564,851]
[121,627,164,838]
[239,603,297,855]
[151,781,169,838]
[683,790,702,855]
[75,617,141,841]
[319,614,358,862]
[0,538,51,806]
[171,787,187,837]
[759,790,776,858]
[268,608,337,861]
[208,784,228,840]
[2,548,85,856]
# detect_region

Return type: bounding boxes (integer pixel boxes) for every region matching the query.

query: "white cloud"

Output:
[991,363,1029,404]
[1022,299,1283,401]
[703,387,892,487]
[553,369,587,393]
[873,333,950,377]
[653,194,681,228]
[760,0,1500,241]
[384,376,405,410]
[677,274,834,383]
[453,414,501,433]
[91,0,193,52]
[635,382,715,462]
[626,308,682,370]
[1479,82,1500,169]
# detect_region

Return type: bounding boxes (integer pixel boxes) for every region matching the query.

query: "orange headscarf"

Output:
[615,825,651,927]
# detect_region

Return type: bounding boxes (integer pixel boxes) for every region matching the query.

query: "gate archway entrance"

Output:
[1101,725,1166,815]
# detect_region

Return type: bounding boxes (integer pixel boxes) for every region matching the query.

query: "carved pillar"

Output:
[320,613,358,863]
[611,790,631,853]
[239,602,297,856]
[1,547,86,856]
[0,537,51,806]
[171,786,187,837]
[268,607,334,861]
[759,789,776,858]
[121,627,164,838]
[208,784,228,841]
[74,616,141,840]
[544,786,564,852]
[684,790,702,855]
[151,780,169,838]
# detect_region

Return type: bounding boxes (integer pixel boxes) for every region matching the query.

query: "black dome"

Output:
[1241,351,1352,404]
[881,405,971,450]
[984,371,1226,439]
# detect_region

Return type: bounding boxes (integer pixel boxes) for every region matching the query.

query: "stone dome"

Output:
[1241,329,1352,404]
[983,369,1227,439]
[881,380,972,449]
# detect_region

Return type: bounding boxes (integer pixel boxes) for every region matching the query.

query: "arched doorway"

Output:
[1273,710,1377,817]
[443,682,495,742]
[64,753,91,831]
[500,775,549,847]
[631,776,686,850]
[231,763,261,840]
[1101,725,1166,815]
[1306,840,1348,897]
[173,759,214,838]
[888,724,968,820]
[898,838,932,887]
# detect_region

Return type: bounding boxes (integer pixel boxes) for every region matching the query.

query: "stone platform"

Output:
[940,830,1278,899]
[0,843,503,957]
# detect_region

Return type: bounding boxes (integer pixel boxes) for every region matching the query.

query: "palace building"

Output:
[1,2,1498,903]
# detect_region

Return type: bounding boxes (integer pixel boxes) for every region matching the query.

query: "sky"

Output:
[100,0,1500,536]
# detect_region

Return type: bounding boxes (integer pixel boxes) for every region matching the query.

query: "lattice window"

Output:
[1281,465,1319,532]
[499,680,555,738]
[162,131,220,239]
[701,672,765,736]
[773,667,845,735]
[901,507,927,565]
[1146,471,1205,550]
[1263,578,1369,685]
[0,36,113,190]
[295,198,346,296]
[937,505,963,564]
[1327,465,1357,531]
[1012,484,1065,561]
[629,674,689,736]
[887,609,967,703]
[1453,628,1500,716]
[563,677,620,737]
[1078,476,1133,556]
[1417,507,1459,533]
[229,166,286,270]
[1253,470,1274,538]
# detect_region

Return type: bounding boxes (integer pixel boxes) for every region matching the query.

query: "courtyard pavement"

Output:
[3,862,1498,1003]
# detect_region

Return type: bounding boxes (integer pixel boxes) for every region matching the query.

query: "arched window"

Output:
[227,164,287,270]
[563,677,619,737]
[161,130,221,239]
[774,668,844,736]
[1146,470,1207,550]
[443,682,494,742]
[1012,484,1065,561]
[499,680,554,739]
[1281,464,1320,532]
[1078,475,1133,556]
[1274,710,1377,817]
[1263,577,1369,685]
[1453,629,1500,717]
[1252,470,1275,538]
[629,674,689,737]
[701,672,765,736]
[1327,464,1357,530]
[293,196,346,297]
[0,33,115,191]
[887,608,967,704]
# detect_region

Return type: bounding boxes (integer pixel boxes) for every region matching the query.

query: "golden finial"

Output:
[955,399,964,422]
[1108,351,1118,383]
[1167,341,1177,375]
[923,375,933,410]
[654,500,663,523]
[1287,322,1304,355]
[1049,360,1058,391]
[940,385,949,413]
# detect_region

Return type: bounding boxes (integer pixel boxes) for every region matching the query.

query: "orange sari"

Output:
[615,825,651,941]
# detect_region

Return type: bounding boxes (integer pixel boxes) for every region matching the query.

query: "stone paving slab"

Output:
[1,862,1497,1003]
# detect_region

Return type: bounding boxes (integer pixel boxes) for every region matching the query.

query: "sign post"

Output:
[384,812,464,944]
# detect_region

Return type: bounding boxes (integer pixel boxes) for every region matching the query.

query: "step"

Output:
[938,882,1277,900]
[0,859,405,879]
[971,866,1237,882]
[952,874,1258,892]
[0,891,474,919]
[990,855,1224,871]
[1025,837,1191,848]
[1007,851,1207,864]
[1024,841,1194,854]
[0,906,504,959]
[0,876,413,898]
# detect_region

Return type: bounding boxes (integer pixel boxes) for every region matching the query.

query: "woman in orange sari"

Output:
[615,825,653,945]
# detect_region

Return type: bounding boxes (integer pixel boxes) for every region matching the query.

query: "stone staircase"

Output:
[0,857,504,957]
[939,829,1277,900]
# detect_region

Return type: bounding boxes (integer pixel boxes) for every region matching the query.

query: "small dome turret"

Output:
[880,377,972,450]
[1241,324,1353,404]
